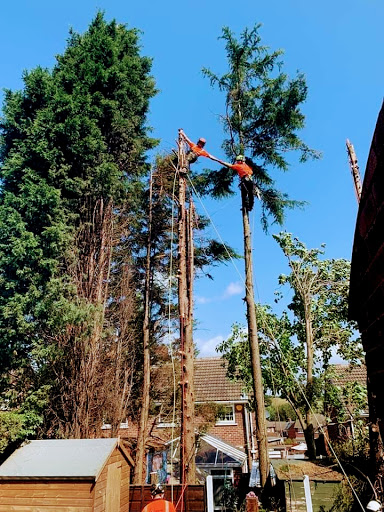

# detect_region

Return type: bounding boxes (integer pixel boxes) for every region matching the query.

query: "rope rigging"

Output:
[159,130,364,510]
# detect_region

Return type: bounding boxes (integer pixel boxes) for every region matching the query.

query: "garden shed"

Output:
[0,437,133,512]
[271,459,343,512]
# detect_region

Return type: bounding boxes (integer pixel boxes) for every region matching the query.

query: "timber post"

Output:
[346,139,362,203]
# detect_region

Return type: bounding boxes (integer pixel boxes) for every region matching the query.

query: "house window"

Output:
[216,405,236,425]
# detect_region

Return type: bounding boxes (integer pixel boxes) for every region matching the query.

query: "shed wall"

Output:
[284,481,339,512]
[93,446,130,512]
[0,479,93,511]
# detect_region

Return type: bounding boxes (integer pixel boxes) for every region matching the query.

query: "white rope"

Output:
[185,173,365,510]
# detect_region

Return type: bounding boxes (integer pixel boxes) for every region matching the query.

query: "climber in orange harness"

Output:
[142,485,176,512]
[179,129,211,165]
[209,154,255,211]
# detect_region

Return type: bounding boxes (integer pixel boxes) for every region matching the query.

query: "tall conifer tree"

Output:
[0,12,157,441]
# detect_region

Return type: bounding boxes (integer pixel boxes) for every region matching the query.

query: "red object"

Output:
[230,162,253,178]
[246,496,259,512]
[142,499,176,512]
[186,141,210,158]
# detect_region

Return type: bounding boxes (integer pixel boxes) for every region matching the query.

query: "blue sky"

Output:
[1,0,382,357]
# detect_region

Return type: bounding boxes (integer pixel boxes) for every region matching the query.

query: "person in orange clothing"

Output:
[210,154,255,211]
[142,485,176,512]
[179,129,211,165]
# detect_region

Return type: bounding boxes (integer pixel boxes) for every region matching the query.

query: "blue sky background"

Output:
[1,0,382,357]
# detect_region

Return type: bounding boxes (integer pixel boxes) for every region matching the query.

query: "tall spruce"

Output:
[0,12,157,442]
[201,25,319,485]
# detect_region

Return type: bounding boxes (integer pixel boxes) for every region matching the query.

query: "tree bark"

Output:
[242,204,269,487]
[179,166,196,486]
[134,171,154,484]
[304,303,316,460]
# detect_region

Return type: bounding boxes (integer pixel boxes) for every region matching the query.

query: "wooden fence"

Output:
[129,485,206,512]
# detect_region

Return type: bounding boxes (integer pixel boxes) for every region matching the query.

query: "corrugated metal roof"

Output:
[200,434,247,464]
[0,438,118,479]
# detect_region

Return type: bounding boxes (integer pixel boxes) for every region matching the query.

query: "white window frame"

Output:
[101,419,129,430]
[215,404,236,426]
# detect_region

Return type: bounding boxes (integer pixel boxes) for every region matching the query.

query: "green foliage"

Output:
[220,479,240,511]
[0,12,157,444]
[199,25,319,229]
[218,233,363,443]
[273,232,363,366]
[267,401,297,421]
[331,475,369,512]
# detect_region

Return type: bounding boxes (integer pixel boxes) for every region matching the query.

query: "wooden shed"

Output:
[271,459,343,512]
[0,438,134,512]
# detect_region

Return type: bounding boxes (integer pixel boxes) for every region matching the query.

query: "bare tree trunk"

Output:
[178,133,196,486]
[134,171,154,484]
[184,200,196,483]
[242,205,269,487]
[304,304,316,460]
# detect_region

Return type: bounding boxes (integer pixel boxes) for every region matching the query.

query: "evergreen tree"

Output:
[198,24,318,486]
[0,12,157,442]
[197,24,319,227]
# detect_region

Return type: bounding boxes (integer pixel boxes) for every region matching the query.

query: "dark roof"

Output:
[194,357,246,402]
[332,364,367,387]
[266,421,287,432]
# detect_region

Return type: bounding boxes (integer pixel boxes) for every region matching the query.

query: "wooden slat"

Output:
[0,482,92,490]
[0,507,92,512]
[0,489,92,498]
[129,485,206,512]
[0,497,93,506]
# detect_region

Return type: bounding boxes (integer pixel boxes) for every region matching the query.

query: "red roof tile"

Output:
[194,357,246,402]
[331,364,367,387]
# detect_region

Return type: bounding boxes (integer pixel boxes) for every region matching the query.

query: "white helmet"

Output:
[367,500,381,511]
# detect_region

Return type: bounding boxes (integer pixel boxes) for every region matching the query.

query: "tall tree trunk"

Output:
[178,134,196,486]
[242,205,269,487]
[304,303,316,459]
[184,200,196,483]
[134,172,154,484]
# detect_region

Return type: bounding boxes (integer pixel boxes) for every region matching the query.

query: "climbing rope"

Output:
[185,170,366,511]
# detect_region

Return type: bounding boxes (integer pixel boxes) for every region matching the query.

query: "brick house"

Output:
[102,357,255,483]
[349,101,384,476]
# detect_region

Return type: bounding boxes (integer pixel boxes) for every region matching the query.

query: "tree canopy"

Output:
[0,12,157,443]
[218,233,363,459]
[195,25,319,229]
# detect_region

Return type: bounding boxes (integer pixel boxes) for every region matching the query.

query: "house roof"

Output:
[271,459,343,482]
[266,421,287,432]
[194,357,246,402]
[332,364,367,387]
[0,438,123,480]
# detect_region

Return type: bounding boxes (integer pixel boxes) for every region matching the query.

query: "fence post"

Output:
[303,475,313,512]
[206,476,214,512]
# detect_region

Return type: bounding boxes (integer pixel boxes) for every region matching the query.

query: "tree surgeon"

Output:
[210,154,255,211]
[141,485,176,512]
[179,129,211,166]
